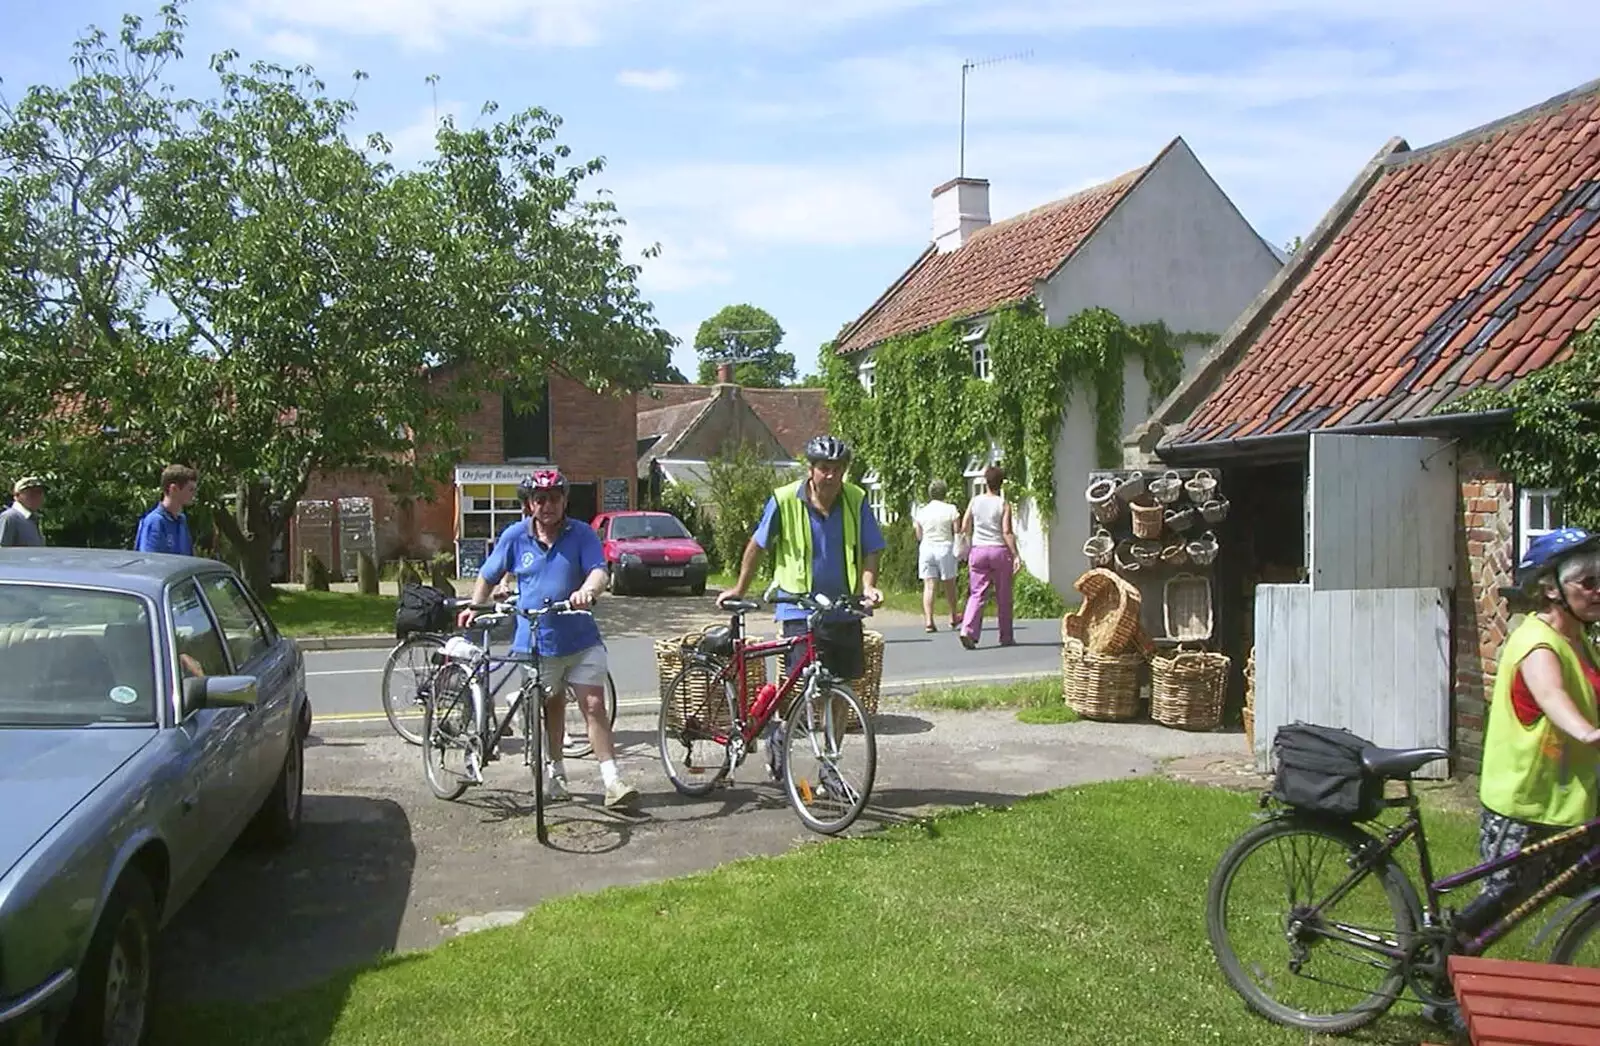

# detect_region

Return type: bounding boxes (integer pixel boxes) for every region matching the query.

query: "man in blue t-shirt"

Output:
[461,469,636,808]
[134,464,198,556]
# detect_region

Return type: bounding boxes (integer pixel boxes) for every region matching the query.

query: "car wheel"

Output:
[691,580,706,596]
[611,568,629,597]
[64,872,157,1046]
[247,732,304,848]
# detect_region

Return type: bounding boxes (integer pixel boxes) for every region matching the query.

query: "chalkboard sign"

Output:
[455,538,490,579]
[602,477,631,512]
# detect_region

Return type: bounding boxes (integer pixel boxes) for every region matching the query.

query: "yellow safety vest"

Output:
[771,479,863,595]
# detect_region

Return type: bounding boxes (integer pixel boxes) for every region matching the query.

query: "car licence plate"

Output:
[650,567,685,578]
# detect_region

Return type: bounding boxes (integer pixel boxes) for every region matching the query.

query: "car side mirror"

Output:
[182,674,260,717]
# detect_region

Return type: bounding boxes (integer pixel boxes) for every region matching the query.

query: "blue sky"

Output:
[5,1,1599,381]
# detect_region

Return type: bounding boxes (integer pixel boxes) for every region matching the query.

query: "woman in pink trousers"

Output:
[958,465,1021,649]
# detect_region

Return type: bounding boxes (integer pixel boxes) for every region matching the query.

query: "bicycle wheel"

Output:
[658,659,736,797]
[421,663,475,801]
[1550,897,1600,966]
[382,633,447,745]
[782,681,875,835]
[561,671,618,760]
[524,684,547,842]
[1206,815,1417,1033]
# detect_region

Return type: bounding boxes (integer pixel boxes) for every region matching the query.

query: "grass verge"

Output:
[905,677,1076,724]
[153,778,1496,1046]
[267,587,394,638]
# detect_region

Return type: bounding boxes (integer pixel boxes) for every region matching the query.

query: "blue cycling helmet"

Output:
[1516,527,1600,587]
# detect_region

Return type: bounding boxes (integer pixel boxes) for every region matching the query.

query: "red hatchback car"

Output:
[592,510,710,596]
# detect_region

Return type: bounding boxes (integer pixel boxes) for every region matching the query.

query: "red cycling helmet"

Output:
[517,469,568,500]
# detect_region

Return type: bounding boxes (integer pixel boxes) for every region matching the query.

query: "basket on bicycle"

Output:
[1149,647,1229,731]
[655,629,766,733]
[839,629,885,730]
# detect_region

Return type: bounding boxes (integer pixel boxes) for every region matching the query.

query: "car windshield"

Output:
[0,584,158,727]
[609,515,691,540]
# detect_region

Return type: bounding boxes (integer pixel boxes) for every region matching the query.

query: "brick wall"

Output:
[298,369,637,572]
[1453,447,1515,774]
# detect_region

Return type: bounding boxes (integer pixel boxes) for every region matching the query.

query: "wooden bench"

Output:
[1447,954,1600,1045]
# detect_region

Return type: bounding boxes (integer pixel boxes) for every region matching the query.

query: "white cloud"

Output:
[260,30,323,62]
[617,68,683,91]
[375,102,465,166]
[631,232,735,293]
[241,0,613,51]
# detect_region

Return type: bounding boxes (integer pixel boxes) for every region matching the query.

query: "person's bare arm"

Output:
[1002,501,1021,565]
[459,575,497,629]
[718,538,765,606]
[570,566,608,609]
[861,551,882,606]
[1521,647,1600,744]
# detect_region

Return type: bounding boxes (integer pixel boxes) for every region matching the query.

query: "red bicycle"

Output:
[657,592,877,835]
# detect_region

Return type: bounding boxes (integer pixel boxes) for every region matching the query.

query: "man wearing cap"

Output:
[0,477,47,548]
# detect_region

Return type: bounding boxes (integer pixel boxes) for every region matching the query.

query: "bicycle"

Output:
[419,600,601,843]
[1205,742,1600,1034]
[382,601,616,757]
[657,591,877,835]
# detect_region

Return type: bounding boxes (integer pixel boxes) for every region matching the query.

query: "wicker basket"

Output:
[1186,530,1220,566]
[1114,471,1147,501]
[1165,505,1198,533]
[1184,468,1218,503]
[1148,469,1183,504]
[1083,526,1114,567]
[1150,648,1230,731]
[1087,477,1121,523]
[655,632,767,732]
[1067,568,1145,654]
[1200,495,1230,524]
[1160,538,1189,567]
[1130,496,1164,539]
[1062,635,1144,721]
[840,629,885,729]
[1163,573,1214,641]
[1243,647,1257,754]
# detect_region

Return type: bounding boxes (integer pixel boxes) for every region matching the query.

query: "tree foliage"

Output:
[694,303,792,386]
[703,441,799,581]
[823,303,1205,519]
[0,2,671,595]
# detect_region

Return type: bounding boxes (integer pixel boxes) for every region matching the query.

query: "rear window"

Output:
[609,514,691,540]
[0,584,158,726]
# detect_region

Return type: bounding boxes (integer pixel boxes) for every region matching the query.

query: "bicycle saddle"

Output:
[1360,745,1449,779]
[720,599,762,613]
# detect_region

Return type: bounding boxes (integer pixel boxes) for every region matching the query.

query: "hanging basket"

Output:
[1164,505,1198,533]
[1087,477,1121,523]
[1163,573,1214,642]
[1130,539,1162,568]
[1130,496,1164,539]
[1184,468,1218,503]
[1200,496,1230,524]
[1160,538,1189,567]
[1186,530,1220,566]
[1062,635,1145,722]
[1243,647,1257,754]
[1150,647,1230,731]
[1066,568,1147,654]
[1083,526,1115,567]
[1114,471,1147,502]
[1148,470,1183,504]
[1113,539,1141,574]
[656,632,767,733]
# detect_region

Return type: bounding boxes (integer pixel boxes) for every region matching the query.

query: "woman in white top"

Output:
[958,465,1021,649]
[913,478,961,632]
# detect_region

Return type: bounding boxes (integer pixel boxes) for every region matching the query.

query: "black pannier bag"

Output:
[814,614,865,680]
[395,582,453,638]
[1270,723,1384,821]
[695,625,735,659]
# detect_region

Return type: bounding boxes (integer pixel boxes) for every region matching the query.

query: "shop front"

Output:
[451,464,605,576]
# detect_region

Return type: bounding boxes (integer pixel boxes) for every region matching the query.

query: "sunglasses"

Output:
[1567,575,1600,593]
[529,492,564,505]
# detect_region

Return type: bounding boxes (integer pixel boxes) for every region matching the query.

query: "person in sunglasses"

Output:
[1470,526,1600,928]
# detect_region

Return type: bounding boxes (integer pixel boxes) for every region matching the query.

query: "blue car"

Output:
[0,549,310,1046]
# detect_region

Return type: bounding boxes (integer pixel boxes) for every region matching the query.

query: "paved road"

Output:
[306,618,1064,724]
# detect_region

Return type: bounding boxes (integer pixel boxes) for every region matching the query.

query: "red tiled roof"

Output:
[637,396,714,449]
[635,384,827,470]
[835,163,1151,353]
[1170,82,1600,447]
[740,387,828,459]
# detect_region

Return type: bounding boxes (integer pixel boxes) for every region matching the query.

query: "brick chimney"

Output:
[715,362,734,384]
[931,176,990,253]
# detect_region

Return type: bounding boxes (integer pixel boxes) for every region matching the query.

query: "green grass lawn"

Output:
[907,678,1078,724]
[153,779,1507,1046]
[266,587,394,637]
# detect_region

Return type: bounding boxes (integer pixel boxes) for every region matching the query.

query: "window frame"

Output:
[167,577,231,685]
[199,573,274,671]
[1517,486,1564,559]
[502,385,553,463]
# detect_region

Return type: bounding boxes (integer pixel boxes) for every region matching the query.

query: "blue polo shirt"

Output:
[479,517,605,656]
[752,487,886,622]
[134,504,193,556]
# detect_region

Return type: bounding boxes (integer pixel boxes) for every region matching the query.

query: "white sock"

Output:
[599,759,620,787]
[547,758,566,780]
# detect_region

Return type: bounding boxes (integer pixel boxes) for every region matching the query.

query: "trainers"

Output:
[604,779,639,808]
[545,772,571,803]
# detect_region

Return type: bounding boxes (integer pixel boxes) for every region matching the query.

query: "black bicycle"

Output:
[1207,742,1600,1034]
[420,600,598,843]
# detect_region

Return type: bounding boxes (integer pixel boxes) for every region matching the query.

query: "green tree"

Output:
[703,441,797,580]
[0,3,670,596]
[694,303,792,386]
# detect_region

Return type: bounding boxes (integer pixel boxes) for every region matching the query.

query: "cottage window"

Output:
[859,360,876,396]
[863,473,894,524]
[502,385,551,462]
[1518,487,1564,558]
[971,342,991,381]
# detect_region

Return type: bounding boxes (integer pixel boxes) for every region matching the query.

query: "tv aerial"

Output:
[706,327,780,364]
[960,50,1031,178]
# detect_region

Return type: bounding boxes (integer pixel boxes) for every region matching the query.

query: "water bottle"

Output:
[752,682,778,720]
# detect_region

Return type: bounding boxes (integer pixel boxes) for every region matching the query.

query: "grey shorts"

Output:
[521,643,608,696]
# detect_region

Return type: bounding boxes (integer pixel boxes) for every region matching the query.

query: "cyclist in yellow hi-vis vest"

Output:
[1465,526,1600,936]
[718,435,886,777]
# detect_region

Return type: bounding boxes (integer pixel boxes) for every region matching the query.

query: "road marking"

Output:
[306,668,382,677]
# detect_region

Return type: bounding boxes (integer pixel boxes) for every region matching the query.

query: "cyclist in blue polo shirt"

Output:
[133,464,198,556]
[461,469,637,808]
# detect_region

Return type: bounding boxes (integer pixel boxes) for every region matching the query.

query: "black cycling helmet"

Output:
[804,435,852,464]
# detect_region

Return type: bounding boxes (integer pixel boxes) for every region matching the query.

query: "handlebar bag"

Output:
[814,613,865,680]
